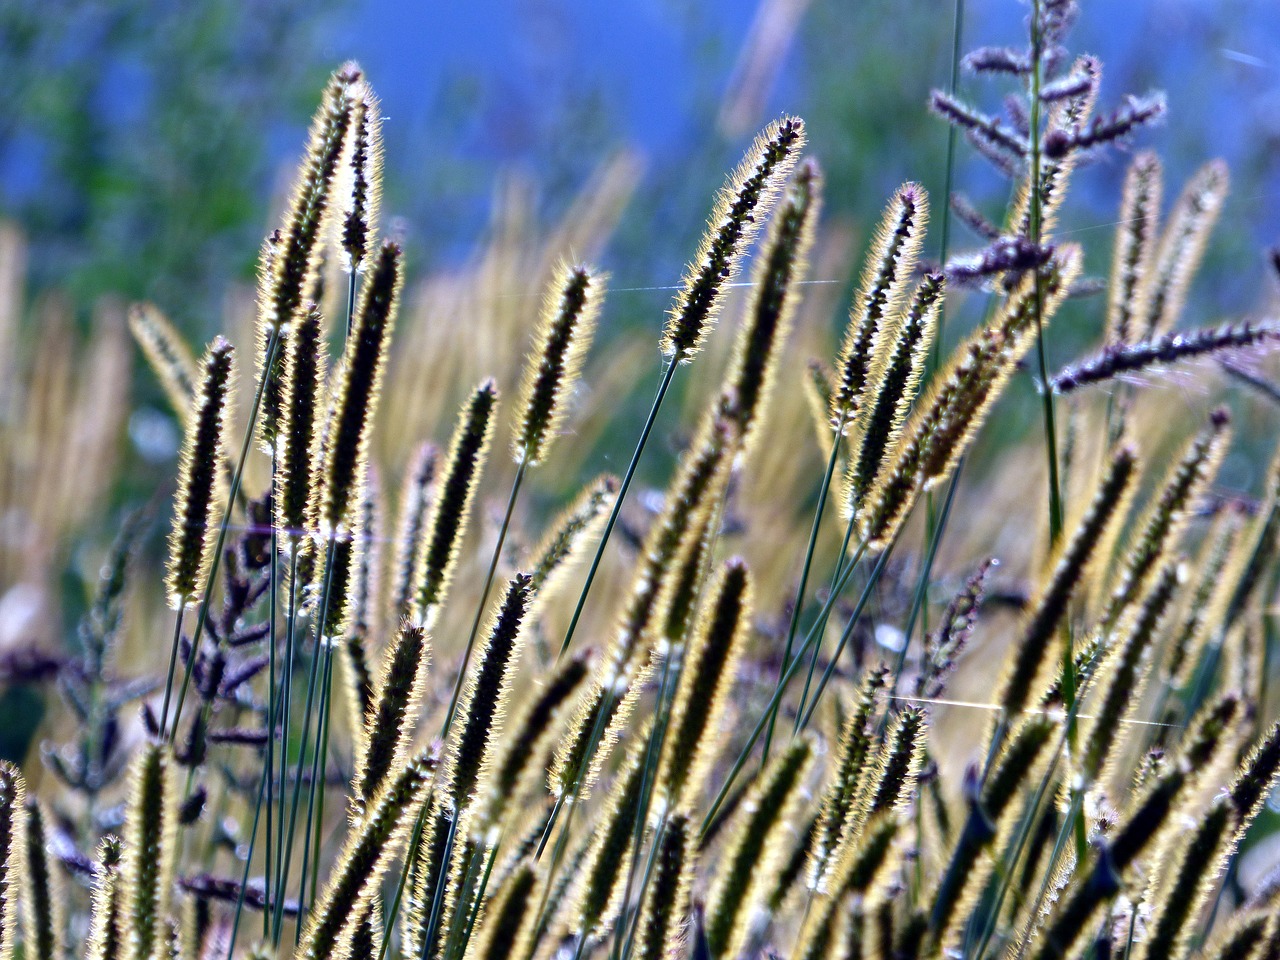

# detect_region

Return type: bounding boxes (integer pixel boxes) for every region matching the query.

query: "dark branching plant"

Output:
[4,3,1280,960]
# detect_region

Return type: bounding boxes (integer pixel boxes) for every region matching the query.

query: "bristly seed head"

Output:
[718,158,822,455]
[275,304,327,543]
[661,116,806,363]
[259,62,361,334]
[410,380,499,627]
[340,82,384,275]
[315,240,403,536]
[165,337,235,609]
[832,182,929,427]
[514,263,604,466]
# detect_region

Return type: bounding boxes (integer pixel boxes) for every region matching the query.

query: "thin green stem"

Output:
[794,514,860,730]
[159,605,187,738]
[273,545,301,937]
[932,0,965,376]
[441,458,528,739]
[420,810,460,960]
[226,739,271,960]
[296,534,342,938]
[264,458,278,940]
[454,834,504,960]
[796,545,890,733]
[762,423,844,763]
[557,356,681,662]
[272,542,334,947]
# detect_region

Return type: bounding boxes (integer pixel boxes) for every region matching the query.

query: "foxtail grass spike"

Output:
[411,381,499,626]
[832,183,929,426]
[463,861,539,960]
[1142,159,1230,339]
[1082,562,1179,783]
[704,736,814,960]
[0,764,23,960]
[661,116,805,362]
[718,158,822,453]
[165,337,235,609]
[392,441,439,619]
[561,744,648,946]
[297,750,436,960]
[21,800,61,960]
[490,653,589,822]
[917,561,989,699]
[550,657,655,803]
[863,707,927,817]
[1228,721,1280,827]
[1106,151,1163,345]
[128,302,198,421]
[343,897,383,960]
[514,264,603,466]
[993,443,1137,725]
[632,814,695,960]
[276,304,326,543]
[1103,409,1229,628]
[614,418,736,666]
[340,84,383,275]
[1030,695,1240,960]
[447,573,532,818]
[120,744,178,960]
[809,667,888,894]
[260,63,360,333]
[86,836,123,960]
[314,240,403,536]
[349,476,383,641]
[657,558,752,810]
[929,717,1055,945]
[525,474,618,621]
[858,247,1082,549]
[1138,801,1235,960]
[353,622,431,811]
[845,272,944,512]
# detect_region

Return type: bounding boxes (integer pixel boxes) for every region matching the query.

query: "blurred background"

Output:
[1,0,1279,763]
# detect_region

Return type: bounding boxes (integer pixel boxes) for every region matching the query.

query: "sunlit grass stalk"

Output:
[440,459,526,740]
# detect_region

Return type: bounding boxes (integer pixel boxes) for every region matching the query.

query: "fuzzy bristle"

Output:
[448,573,532,819]
[275,304,327,543]
[298,750,437,960]
[658,558,752,810]
[1141,158,1230,339]
[704,736,814,959]
[352,621,431,812]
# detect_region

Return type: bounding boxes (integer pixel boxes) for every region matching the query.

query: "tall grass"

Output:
[3,2,1280,959]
